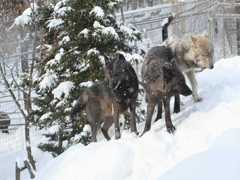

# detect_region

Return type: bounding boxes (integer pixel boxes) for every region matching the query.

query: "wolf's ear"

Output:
[104,55,110,65]
[163,62,173,70]
[118,53,126,61]
[191,36,198,44]
[203,33,208,38]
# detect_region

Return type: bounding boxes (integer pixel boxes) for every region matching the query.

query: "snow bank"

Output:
[35,56,240,180]
[157,129,240,180]
[36,141,134,180]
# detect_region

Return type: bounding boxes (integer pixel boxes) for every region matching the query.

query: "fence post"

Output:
[15,162,21,180]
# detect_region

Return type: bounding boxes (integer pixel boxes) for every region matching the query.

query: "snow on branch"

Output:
[90,6,105,19]
[102,27,119,39]
[47,18,64,30]
[79,81,94,88]
[52,81,75,99]
[39,71,58,91]
[13,3,38,27]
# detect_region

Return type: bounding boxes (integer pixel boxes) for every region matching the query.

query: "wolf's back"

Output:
[70,82,112,119]
[142,46,173,83]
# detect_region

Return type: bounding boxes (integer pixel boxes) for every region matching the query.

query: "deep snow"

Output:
[34,56,240,180]
[157,129,240,180]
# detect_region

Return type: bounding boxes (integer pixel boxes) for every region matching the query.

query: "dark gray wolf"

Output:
[71,54,139,141]
[141,46,192,135]
[105,54,139,133]
[0,112,10,133]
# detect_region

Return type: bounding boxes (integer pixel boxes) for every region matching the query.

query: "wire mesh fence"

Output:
[0,58,25,154]
[121,0,240,61]
[0,40,32,154]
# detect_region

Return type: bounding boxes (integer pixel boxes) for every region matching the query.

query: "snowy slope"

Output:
[157,129,240,180]
[34,56,240,180]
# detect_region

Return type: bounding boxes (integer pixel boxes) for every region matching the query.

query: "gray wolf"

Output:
[71,81,121,142]
[141,46,192,134]
[71,54,139,141]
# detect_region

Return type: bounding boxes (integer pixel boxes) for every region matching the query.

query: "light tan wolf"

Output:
[165,34,214,102]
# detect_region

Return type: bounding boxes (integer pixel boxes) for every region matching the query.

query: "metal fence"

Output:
[0,52,26,153]
[121,0,240,61]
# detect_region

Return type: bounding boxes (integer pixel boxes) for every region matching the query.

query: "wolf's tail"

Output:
[70,97,85,120]
[70,94,87,134]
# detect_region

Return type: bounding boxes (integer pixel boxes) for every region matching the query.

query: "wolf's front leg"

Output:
[163,96,175,134]
[113,104,121,139]
[186,70,202,102]
[129,102,138,135]
[142,101,156,136]
[155,98,162,122]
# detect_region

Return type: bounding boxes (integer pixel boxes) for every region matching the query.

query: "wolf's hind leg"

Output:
[142,101,156,135]
[90,122,98,142]
[101,118,113,141]
[163,96,176,134]
[174,95,180,113]
[129,102,138,135]
[155,98,162,122]
[113,105,121,139]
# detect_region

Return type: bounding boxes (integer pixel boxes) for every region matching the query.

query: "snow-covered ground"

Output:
[0,128,52,180]
[157,129,240,180]
[34,56,240,180]
[2,56,240,180]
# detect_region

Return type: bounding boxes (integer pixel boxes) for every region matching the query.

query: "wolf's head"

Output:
[187,35,214,69]
[105,54,139,102]
[105,54,128,89]
[163,62,192,96]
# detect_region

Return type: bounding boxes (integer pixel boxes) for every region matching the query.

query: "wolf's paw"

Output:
[167,125,176,134]
[173,106,180,113]
[115,131,121,139]
[154,116,162,122]
[193,96,202,102]
[134,131,139,136]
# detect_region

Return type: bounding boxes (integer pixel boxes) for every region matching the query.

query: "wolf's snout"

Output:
[210,64,214,69]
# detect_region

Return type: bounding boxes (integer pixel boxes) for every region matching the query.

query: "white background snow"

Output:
[1,56,240,180]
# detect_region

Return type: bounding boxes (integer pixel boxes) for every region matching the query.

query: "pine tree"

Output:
[34,0,142,156]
